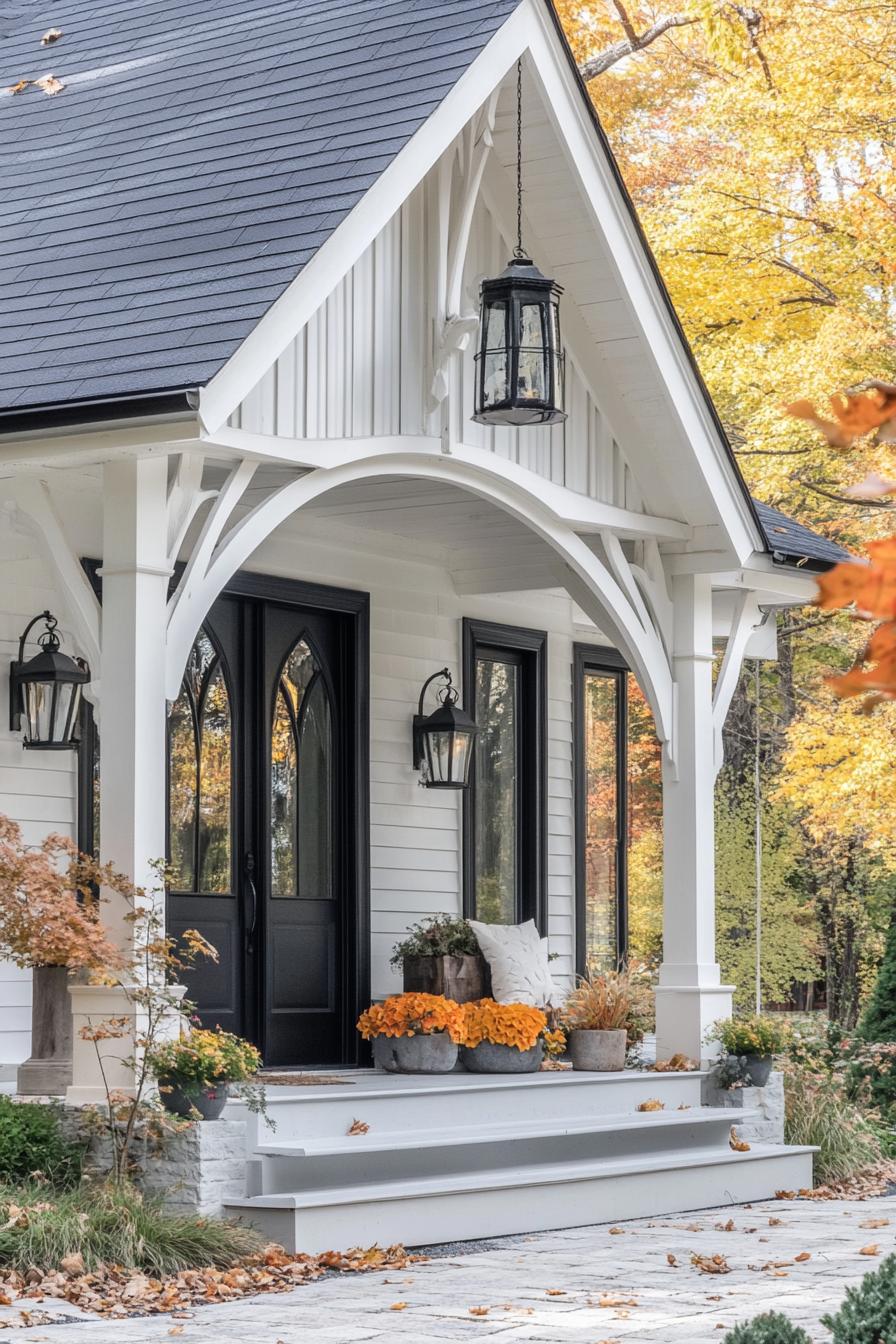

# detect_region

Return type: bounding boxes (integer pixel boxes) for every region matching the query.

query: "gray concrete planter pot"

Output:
[17,965,73,1096]
[743,1054,773,1088]
[373,1032,459,1073]
[159,1080,230,1120]
[567,1027,626,1072]
[460,1041,544,1073]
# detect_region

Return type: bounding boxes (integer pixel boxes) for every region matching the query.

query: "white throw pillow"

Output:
[469,919,557,1007]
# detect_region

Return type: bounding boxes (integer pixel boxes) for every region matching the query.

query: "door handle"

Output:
[244,852,257,954]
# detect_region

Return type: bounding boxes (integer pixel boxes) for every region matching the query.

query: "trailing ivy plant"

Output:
[389,915,480,968]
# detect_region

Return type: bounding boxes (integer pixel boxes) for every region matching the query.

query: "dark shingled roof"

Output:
[752,499,852,570]
[0,0,519,411]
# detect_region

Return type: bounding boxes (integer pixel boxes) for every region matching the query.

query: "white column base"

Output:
[655,982,734,1064]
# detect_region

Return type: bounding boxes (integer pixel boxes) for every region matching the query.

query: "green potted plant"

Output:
[149,1026,262,1120]
[390,914,491,1003]
[707,1014,791,1087]
[357,992,466,1073]
[562,968,633,1071]
[459,1000,565,1073]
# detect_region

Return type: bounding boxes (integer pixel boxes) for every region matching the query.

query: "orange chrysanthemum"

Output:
[356,992,466,1042]
[460,999,549,1052]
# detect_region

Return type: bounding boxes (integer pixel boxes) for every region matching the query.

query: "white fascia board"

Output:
[522,0,763,565]
[0,420,201,472]
[199,8,532,437]
[713,556,822,605]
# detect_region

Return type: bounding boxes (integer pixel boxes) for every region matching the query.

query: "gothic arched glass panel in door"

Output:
[271,639,333,900]
[168,630,233,893]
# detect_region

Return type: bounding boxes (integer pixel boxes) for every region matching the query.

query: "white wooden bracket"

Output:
[712,592,765,776]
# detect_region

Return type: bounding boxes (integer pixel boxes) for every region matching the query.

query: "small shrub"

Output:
[785,1070,882,1184]
[723,1311,810,1343]
[0,1181,262,1273]
[0,1098,82,1188]
[822,1253,896,1342]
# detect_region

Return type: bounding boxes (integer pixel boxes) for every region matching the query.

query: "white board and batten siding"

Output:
[232,170,644,518]
[0,538,80,1074]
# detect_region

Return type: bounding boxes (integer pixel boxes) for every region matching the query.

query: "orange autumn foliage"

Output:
[786,382,896,450]
[356,992,466,1043]
[460,999,551,1053]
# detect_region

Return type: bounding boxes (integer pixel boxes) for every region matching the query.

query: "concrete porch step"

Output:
[224,1141,816,1254]
[252,1106,754,1193]
[226,1068,709,1145]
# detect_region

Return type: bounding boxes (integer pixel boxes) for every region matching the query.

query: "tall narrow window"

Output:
[271,638,333,899]
[577,661,626,972]
[574,646,663,975]
[463,620,546,927]
[168,630,232,894]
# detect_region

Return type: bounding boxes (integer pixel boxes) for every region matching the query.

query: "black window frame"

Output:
[462,618,547,930]
[573,643,629,976]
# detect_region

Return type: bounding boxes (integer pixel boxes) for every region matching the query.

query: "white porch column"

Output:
[68,457,172,1104]
[654,573,733,1062]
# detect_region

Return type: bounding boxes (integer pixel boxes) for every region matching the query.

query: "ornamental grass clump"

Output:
[822,1253,896,1343]
[356,992,466,1042]
[0,1181,261,1274]
[784,1072,883,1185]
[722,1312,810,1343]
[563,969,631,1032]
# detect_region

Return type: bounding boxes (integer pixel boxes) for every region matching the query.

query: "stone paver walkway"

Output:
[3,1195,894,1342]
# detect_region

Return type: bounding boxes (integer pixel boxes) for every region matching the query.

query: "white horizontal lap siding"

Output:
[0,545,79,1070]
[247,529,581,1001]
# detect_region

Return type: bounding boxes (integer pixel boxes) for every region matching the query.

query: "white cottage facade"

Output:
[0,0,832,1241]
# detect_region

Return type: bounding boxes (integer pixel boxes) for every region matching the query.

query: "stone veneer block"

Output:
[700,1070,785,1145]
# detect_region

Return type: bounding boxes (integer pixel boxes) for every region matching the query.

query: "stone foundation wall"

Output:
[60,1111,249,1218]
[701,1070,785,1144]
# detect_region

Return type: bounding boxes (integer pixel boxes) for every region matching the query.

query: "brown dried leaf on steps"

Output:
[468,1306,489,1315]
[729,1127,750,1152]
[678,1103,692,1110]
[860,1218,890,1228]
[545,1288,567,1295]
[860,1244,880,1256]
[34,74,64,95]
[390,1301,408,1310]
[715,1219,736,1232]
[637,1099,664,1112]
[653,1053,698,1072]
[7,80,29,93]
[598,1294,638,1307]
[775,1190,795,1199]
[768,1217,783,1225]
[346,1118,369,1135]
[167,1329,184,1337]
[691,1253,730,1275]
[795,1252,811,1262]
[40,28,63,44]
[667,1253,678,1266]
[608,1226,625,1234]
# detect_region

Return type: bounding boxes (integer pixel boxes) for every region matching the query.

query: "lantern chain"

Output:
[514,57,525,259]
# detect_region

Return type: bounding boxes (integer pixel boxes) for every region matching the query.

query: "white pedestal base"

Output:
[654,982,734,1064]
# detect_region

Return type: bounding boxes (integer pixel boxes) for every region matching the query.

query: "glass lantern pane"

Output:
[483,353,508,406]
[518,303,547,401]
[485,301,507,349]
[51,683,75,743]
[450,730,473,785]
[425,729,452,783]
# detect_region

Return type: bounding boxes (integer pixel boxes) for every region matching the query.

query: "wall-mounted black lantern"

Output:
[412,668,478,789]
[472,59,566,429]
[9,611,89,750]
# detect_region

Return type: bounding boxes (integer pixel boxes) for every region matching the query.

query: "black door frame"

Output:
[573,643,629,976]
[78,561,371,1069]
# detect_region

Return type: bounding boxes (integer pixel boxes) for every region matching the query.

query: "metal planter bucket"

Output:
[567,1028,627,1072]
[159,1080,230,1120]
[744,1054,773,1087]
[373,1032,459,1073]
[460,1041,544,1073]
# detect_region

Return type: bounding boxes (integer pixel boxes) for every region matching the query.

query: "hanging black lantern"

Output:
[9,611,90,750]
[412,668,478,789]
[473,59,566,429]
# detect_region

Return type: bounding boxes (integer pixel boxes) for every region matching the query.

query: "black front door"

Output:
[166,577,368,1068]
